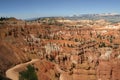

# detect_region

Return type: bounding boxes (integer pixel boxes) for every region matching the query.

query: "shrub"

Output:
[19,65,38,80]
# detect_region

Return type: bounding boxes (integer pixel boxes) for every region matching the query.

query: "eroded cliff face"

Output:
[0,18,120,80]
[97,57,120,80]
[0,40,29,75]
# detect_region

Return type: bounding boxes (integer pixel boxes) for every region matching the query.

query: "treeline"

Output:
[0,17,17,21]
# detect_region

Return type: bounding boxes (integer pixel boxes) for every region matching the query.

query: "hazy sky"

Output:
[0,0,120,19]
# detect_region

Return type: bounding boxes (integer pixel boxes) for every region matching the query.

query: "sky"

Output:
[0,0,120,19]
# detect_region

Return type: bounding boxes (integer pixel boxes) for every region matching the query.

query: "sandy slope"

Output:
[6,59,40,80]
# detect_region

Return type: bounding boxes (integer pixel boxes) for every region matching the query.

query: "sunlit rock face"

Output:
[0,18,120,80]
